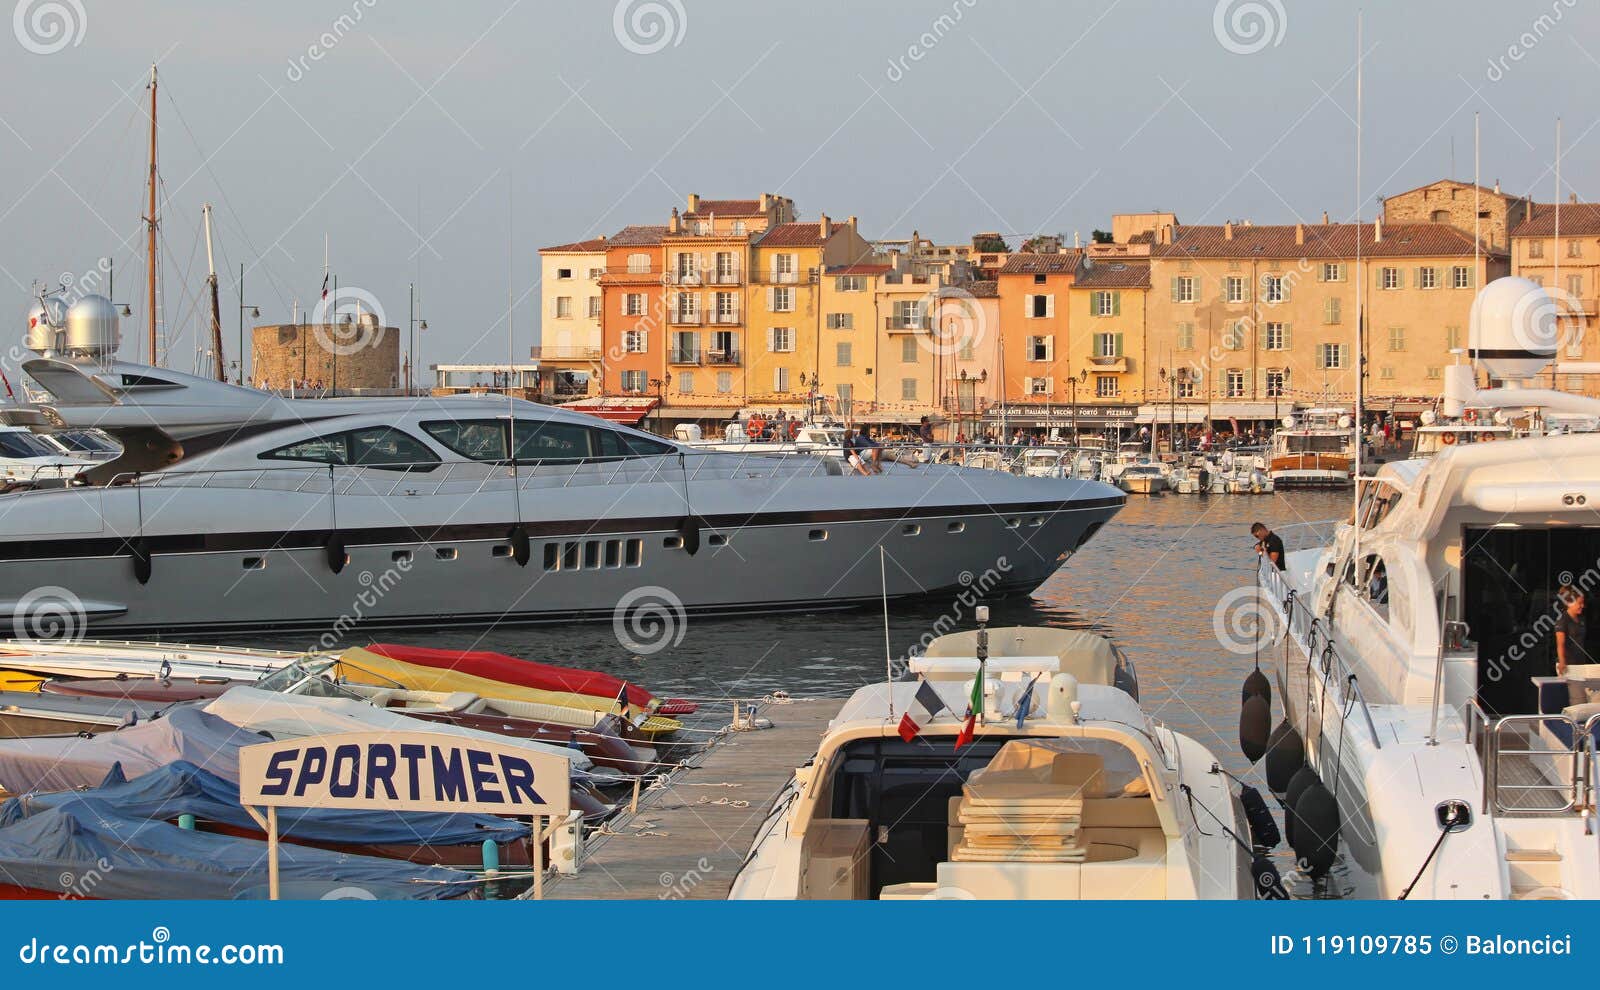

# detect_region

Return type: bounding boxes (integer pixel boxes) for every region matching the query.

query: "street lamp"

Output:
[409,283,428,396]
[237,263,258,385]
[1062,369,1088,443]
[650,374,671,434]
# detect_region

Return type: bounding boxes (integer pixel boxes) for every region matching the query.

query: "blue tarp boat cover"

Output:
[0,706,261,793]
[0,802,471,899]
[0,761,529,848]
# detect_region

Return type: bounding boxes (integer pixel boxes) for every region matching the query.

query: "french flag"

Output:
[897,679,948,742]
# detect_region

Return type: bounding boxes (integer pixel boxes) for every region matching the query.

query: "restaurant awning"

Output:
[558,397,659,425]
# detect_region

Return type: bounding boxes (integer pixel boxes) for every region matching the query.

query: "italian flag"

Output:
[897,680,948,742]
[954,663,984,750]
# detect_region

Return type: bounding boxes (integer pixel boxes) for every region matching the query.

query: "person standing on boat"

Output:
[1251,522,1285,571]
[1554,583,1589,676]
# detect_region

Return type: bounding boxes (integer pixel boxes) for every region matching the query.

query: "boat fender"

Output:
[508,525,531,567]
[481,839,501,878]
[1239,693,1271,763]
[1242,667,1271,705]
[1251,854,1289,900]
[676,516,701,556]
[324,534,347,575]
[1283,765,1319,849]
[1264,721,1305,795]
[129,537,152,585]
[1239,784,1281,850]
[1290,780,1339,878]
[178,813,195,831]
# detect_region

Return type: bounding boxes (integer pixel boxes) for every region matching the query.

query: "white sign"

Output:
[239,731,571,817]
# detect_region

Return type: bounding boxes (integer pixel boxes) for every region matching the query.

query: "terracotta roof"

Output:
[1150,222,1499,260]
[1511,202,1600,238]
[757,222,835,247]
[608,224,668,247]
[940,280,998,298]
[686,198,763,216]
[998,250,1084,275]
[1073,260,1150,288]
[827,263,894,276]
[539,237,607,253]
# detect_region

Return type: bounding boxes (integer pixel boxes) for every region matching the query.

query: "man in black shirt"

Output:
[1554,583,1588,676]
[1251,522,1286,571]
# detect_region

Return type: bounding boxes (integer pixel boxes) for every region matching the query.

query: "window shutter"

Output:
[1044,336,1055,361]
[1257,323,1269,351]
[1280,278,1291,302]
[1170,277,1180,302]
[1283,323,1293,350]
[766,327,776,352]
[1044,295,1055,318]
[1113,332,1124,357]
[1316,265,1326,283]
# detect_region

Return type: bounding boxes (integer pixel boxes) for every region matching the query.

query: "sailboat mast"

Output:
[145,65,159,366]
[203,203,224,381]
[1352,12,1363,572]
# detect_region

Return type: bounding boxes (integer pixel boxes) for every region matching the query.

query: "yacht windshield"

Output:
[0,431,61,458]
[1283,435,1347,453]
[260,426,441,472]
[54,430,117,453]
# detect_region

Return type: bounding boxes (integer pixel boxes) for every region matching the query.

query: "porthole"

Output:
[241,556,265,570]
[902,524,921,536]
[392,550,412,564]
[435,547,458,561]
[947,521,965,534]
[809,529,828,542]
[708,534,728,547]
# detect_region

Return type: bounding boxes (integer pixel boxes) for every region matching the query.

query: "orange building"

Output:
[994,252,1083,419]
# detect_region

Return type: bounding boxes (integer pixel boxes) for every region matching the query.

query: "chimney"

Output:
[669,207,681,235]
[1157,224,1172,245]
[687,193,700,214]
[819,213,831,238]
[759,193,772,214]
[1295,223,1305,246]
[1572,193,1580,205]
[846,215,858,233]
[1074,230,1082,248]
[1321,210,1330,225]
[1374,215,1383,242]
[1493,179,1501,194]
[1224,221,1233,241]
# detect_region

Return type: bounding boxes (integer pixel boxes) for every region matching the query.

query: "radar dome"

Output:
[25,294,69,352]
[1281,415,1296,429]
[1419,409,1438,426]
[64,294,121,358]
[1470,276,1559,380]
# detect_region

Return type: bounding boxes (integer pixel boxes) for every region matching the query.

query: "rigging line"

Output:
[1397,814,1463,900]
[1178,783,1252,857]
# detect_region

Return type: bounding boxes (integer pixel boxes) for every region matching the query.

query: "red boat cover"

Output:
[364,644,656,709]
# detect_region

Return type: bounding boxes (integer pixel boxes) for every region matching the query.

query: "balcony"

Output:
[706,271,742,285]
[705,350,742,365]
[885,316,932,332]
[664,272,703,286]
[598,267,665,284]
[1089,354,1128,372]
[529,346,603,362]
[669,310,704,326]
[706,310,742,325]
[669,350,702,366]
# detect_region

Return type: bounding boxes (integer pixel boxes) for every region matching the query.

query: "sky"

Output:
[0,0,1595,377]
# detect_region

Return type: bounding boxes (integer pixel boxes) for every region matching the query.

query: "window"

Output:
[1026,294,1054,318]
[1225,369,1246,398]
[1323,298,1342,324]
[673,294,698,322]
[901,337,919,362]
[1529,240,1545,259]
[1379,366,1395,380]
[1177,380,1195,398]
[1388,326,1405,352]
[261,427,440,472]
[1426,367,1442,380]
[769,287,794,312]
[1320,262,1344,282]
[714,292,737,322]
[901,378,918,401]
[1224,275,1246,303]
[587,267,603,280]
[834,275,865,292]
[1318,343,1346,369]
[622,329,647,353]
[837,383,854,403]
[419,419,507,461]
[1568,274,1584,298]
[1265,370,1286,397]
[732,220,746,236]
[1262,274,1284,303]
[1028,377,1050,395]
[1095,375,1118,397]
[714,251,737,282]
[1446,326,1462,350]
[826,313,853,330]
[1090,290,1119,316]
[958,337,974,361]
[1569,240,1582,258]
[836,342,852,366]
[675,253,697,281]
[1172,276,1196,302]
[716,371,732,393]
[621,370,646,392]
[1176,322,1194,351]
[1223,320,1246,351]
[768,327,794,353]
[1381,267,1399,290]
[677,372,694,394]
[1034,274,1047,285]
[587,297,602,319]
[892,300,924,329]
[624,293,645,316]
[1452,266,1472,289]
[555,297,572,318]
[1027,335,1054,361]
[627,253,651,274]
[1264,322,1285,351]
[774,367,791,392]
[1093,332,1122,358]
[671,331,698,363]
[556,267,573,280]
[1418,267,1439,289]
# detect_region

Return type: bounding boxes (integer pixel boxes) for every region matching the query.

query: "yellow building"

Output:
[1510,201,1600,393]
[1067,258,1150,409]
[818,261,892,418]
[875,268,945,429]
[535,237,608,398]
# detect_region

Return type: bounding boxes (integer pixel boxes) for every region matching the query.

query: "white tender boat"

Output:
[1268,409,1355,487]
[730,624,1255,900]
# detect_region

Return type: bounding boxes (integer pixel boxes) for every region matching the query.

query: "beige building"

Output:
[535,237,608,398]
[1510,200,1600,391]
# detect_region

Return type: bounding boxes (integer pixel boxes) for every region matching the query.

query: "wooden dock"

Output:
[547,697,841,900]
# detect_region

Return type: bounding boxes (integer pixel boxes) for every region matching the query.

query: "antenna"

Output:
[1352,10,1364,576]
[1472,112,1480,373]
[881,545,893,721]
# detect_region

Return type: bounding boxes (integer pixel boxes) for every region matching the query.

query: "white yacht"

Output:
[1268,409,1355,487]
[1259,277,1599,900]
[0,291,1124,636]
[730,622,1256,900]
[0,423,93,485]
[673,421,849,458]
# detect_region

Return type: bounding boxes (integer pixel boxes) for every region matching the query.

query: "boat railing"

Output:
[1464,701,1595,818]
[1260,558,1383,750]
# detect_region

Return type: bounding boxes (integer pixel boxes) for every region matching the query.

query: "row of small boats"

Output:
[0,639,695,899]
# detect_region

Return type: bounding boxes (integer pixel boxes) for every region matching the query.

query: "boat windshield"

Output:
[1282,435,1347,453]
[54,430,118,453]
[0,431,61,459]
[253,658,356,697]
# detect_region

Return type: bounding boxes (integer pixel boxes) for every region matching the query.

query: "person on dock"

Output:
[1554,583,1589,677]
[1251,522,1285,571]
